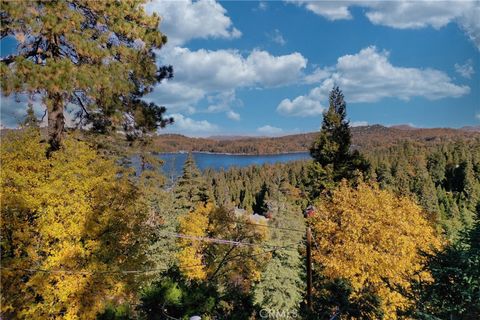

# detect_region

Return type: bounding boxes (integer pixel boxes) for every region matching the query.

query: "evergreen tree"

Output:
[174,153,210,211]
[308,86,369,198]
[407,222,480,320]
[253,183,305,313]
[1,1,173,153]
[20,103,39,128]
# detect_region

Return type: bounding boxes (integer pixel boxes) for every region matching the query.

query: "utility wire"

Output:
[159,231,303,250]
[0,263,205,275]
[210,216,306,233]
[0,242,299,276]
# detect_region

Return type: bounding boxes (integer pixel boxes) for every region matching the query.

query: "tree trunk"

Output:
[47,93,65,156]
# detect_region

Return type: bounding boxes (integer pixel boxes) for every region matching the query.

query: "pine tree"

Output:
[308,86,369,198]
[20,103,39,128]
[174,153,210,211]
[408,222,480,320]
[253,183,305,313]
[0,1,173,153]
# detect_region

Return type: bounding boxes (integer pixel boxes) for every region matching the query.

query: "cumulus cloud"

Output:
[143,80,202,114]
[290,0,355,20]
[277,87,326,117]
[158,47,307,91]
[455,59,475,79]
[278,46,470,116]
[290,1,480,50]
[303,67,331,84]
[148,46,307,117]
[146,0,241,46]
[257,125,283,135]
[227,110,241,121]
[168,113,218,133]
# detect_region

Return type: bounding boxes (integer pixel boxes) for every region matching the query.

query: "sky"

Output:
[1,1,479,136]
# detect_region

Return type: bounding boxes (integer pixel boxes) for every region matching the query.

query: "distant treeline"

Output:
[151,125,480,154]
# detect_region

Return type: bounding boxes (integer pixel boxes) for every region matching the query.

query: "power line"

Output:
[0,241,300,276]
[0,263,205,275]
[159,231,303,251]
[211,216,305,234]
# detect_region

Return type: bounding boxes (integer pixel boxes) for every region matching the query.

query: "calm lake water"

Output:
[157,152,311,178]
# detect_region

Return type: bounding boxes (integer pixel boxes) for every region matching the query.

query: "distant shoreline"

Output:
[154,150,311,156]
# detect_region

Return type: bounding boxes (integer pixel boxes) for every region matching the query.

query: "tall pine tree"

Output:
[307,86,369,198]
[174,153,210,211]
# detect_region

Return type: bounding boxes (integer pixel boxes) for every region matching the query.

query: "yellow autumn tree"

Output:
[177,204,269,292]
[1,129,153,320]
[311,181,442,319]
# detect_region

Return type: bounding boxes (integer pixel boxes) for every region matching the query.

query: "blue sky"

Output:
[1,1,479,136]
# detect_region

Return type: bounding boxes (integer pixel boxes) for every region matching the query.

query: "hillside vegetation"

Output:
[152,125,480,154]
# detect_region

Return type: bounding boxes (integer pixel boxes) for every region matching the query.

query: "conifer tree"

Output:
[308,86,369,198]
[407,222,480,320]
[0,1,173,153]
[253,180,305,313]
[174,153,210,211]
[20,103,39,128]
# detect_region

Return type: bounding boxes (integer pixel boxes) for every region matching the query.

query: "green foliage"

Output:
[308,277,384,320]
[308,86,369,198]
[174,153,211,211]
[20,103,39,128]
[253,180,305,313]
[406,222,480,320]
[0,0,173,151]
[367,139,480,239]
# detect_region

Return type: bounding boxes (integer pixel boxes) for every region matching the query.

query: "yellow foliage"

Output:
[177,203,269,291]
[176,203,212,280]
[1,129,151,319]
[311,181,442,319]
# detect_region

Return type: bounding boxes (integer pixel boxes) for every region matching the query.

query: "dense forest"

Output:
[3,86,479,319]
[1,2,479,320]
[151,126,480,154]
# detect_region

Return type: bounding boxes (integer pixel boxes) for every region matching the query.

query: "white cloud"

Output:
[455,59,475,79]
[146,1,307,120]
[144,80,202,114]
[158,47,306,91]
[350,121,369,127]
[168,113,218,133]
[289,1,480,50]
[146,0,241,46]
[334,46,469,102]
[149,46,307,115]
[476,112,480,121]
[304,67,331,84]
[290,1,355,20]
[278,46,470,116]
[227,110,241,121]
[206,90,238,113]
[268,29,287,46]
[257,125,283,135]
[277,87,326,117]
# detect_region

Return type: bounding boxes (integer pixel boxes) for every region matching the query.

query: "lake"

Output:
[157,152,311,179]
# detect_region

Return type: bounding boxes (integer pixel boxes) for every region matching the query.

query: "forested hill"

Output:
[151,125,480,154]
